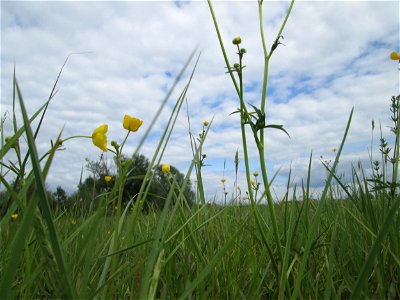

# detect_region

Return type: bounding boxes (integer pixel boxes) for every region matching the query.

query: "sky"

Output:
[1,0,399,202]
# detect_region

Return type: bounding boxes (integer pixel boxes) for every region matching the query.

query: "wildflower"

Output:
[250,180,256,185]
[92,124,108,152]
[232,36,242,45]
[162,163,170,174]
[390,51,400,61]
[203,120,209,126]
[253,171,259,177]
[331,148,337,153]
[123,115,143,132]
[71,219,77,225]
[221,178,226,183]
[11,213,18,220]
[105,175,112,182]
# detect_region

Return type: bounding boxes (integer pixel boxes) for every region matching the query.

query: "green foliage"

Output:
[1,1,399,298]
[75,153,194,211]
[53,186,67,203]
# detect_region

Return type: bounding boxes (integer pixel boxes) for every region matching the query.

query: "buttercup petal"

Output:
[123,115,143,132]
[92,124,108,152]
[390,51,400,60]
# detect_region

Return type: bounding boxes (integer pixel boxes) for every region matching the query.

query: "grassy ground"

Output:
[1,193,399,298]
[1,0,399,298]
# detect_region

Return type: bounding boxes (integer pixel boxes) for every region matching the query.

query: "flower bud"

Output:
[5,136,17,148]
[232,36,242,45]
[111,140,120,149]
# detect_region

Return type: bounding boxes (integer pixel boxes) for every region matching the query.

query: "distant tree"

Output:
[153,164,195,206]
[53,186,67,203]
[121,153,150,203]
[75,153,195,210]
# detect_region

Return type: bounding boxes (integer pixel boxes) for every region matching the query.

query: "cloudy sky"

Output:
[1,0,399,202]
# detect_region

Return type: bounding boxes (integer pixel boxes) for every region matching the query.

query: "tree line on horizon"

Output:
[0,153,195,215]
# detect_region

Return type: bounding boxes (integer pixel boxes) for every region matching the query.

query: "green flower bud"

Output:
[55,139,63,148]
[5,136,17,148]
[232,36,242,45]
[240,48,246,54]
[111,140,120,149]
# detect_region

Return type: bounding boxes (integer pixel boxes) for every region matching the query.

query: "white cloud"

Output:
[1,0,399,202]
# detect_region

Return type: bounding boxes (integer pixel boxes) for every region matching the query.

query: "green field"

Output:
[1,0,400,298]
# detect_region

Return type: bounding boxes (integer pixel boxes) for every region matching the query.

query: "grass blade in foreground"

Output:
[5,79,75,298]
[178,213,251,300]
[291,107,354,299]
[351,194,400,299]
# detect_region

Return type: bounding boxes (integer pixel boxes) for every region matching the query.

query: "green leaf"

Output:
[264,124,290,137]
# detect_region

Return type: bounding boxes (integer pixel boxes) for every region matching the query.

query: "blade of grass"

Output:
[178,213,251,300]
[14,79,76,298]
[0,99,50,160]
[291,107,354,299]
[133,47,198,157]
[138,175,179,299]
[351,194,400,299]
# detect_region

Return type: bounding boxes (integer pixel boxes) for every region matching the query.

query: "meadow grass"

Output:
[1,0,400,298]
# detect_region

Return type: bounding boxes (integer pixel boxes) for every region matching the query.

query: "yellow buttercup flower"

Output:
[203,120,209,126]
[11,213,18,220]
[105,175,112,182]
[162,163,170,174]
[92,124,108,152]
[390,51,400,61]
[253,171,259,177]
[123,115,143,132]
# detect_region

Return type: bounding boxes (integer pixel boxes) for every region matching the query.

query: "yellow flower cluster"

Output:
[91,115,143,152]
